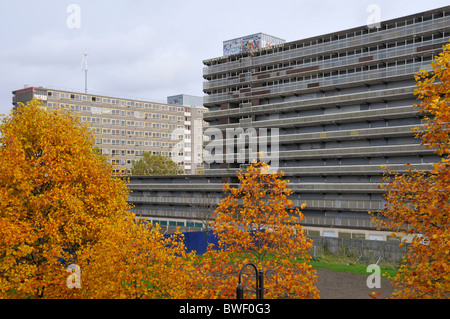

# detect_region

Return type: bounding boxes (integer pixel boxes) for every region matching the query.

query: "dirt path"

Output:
[316,269,394,299]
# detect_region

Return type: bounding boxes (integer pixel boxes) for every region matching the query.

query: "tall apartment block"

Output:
[197,7,450,238]
[167,94,208,174]
[12,87,206,174]
[126,7,450,237]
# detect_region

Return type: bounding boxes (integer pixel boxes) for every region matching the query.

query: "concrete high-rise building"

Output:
[127,6,450,237]
[167,94,208,174]
[12,86,204,174]
[167,94,204,108]
[198,6,450,238]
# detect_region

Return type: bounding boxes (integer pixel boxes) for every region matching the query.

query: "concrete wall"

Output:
[308,236,408,263]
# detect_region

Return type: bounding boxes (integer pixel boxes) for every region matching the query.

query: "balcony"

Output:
[203,163,435,176]
[203,36,449,92]
[210,105,419,131]
[203,144,432,163]
[203,86,416,120]
[204,62,431,104]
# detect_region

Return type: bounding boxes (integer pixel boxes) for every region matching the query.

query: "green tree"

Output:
[131,152,184,175]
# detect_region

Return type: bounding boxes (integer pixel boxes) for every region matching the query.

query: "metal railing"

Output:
[204,62,431,104]
[203,36,449,91]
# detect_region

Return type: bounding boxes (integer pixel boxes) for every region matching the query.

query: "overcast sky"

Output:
[1,0,449,115]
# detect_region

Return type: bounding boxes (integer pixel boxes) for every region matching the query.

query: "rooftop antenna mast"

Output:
[81,53,88,93]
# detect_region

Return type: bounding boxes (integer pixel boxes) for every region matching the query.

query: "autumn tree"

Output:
[77,217,195,299]
[372,41,450,298]
[0,100,192,298]
[131,152,184,175]
[191,160,319,299]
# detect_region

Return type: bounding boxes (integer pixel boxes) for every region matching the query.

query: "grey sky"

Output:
[1,0,449,115]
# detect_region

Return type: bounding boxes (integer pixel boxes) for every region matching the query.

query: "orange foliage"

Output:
[0,100,192,298]
[191,161,319,299]
[0,100,318,299]
[372,41,450,299]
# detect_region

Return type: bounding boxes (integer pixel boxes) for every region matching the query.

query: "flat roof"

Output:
[203,5,450,63]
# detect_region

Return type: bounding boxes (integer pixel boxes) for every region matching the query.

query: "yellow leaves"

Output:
[371,42,450,297]
[198,160,319,299]
[0,100,140,298]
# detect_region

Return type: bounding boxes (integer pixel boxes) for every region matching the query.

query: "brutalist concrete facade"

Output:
[129,6,449,239]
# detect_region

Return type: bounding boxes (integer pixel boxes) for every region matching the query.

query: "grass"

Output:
[310,255,399,278]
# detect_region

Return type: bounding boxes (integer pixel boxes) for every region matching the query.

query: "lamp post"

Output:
[236,262,264,299]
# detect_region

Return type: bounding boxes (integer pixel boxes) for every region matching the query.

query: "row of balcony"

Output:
[128,207,377,229]
[203,37,449,91]
[210,105,419,131]
[203,143,432,163]
[203,16,449,76]
[203,85,416,120]
[204,62,431,104]
[202,163,434,176]
[129,182,382,193]
[129,194,384,213]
